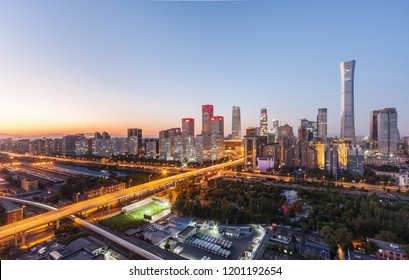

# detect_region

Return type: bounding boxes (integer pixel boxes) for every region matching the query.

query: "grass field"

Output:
[126,203,170,220]
[101,202,170,232]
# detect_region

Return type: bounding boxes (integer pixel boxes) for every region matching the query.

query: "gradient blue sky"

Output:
[0,0,408,138]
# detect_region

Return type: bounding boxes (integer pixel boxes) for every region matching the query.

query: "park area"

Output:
[100,202,170,232]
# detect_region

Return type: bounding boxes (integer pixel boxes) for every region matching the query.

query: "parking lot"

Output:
[169,223,265,260]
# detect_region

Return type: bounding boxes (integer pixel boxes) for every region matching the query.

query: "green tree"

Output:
[374,231,401,243]
[363,241,378,255]
[51,193,61,204]
[334,227,353,250]
[320,225,337,251]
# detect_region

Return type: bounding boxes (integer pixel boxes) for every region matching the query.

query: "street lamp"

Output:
[162,170,167,178]
[148,175,152,182]
[76,192,80,203]
[128,179,133,188]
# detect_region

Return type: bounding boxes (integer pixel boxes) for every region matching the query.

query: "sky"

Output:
[0,0,408,138]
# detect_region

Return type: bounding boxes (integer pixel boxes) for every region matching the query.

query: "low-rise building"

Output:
[82,183,125,200]
[0,199,23,224]
[177,226,197,243]
[368,238,407,260]
[267,225,331,260]
[21,178,38,191]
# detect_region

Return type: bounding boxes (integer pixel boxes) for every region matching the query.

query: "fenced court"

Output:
[101,198,170,232]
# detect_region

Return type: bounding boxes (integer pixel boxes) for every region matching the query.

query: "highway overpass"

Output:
[1,196,163,260]
[0,158,243,240]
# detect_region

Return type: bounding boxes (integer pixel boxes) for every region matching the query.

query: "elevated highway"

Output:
[0,158,243,240]
[1,196,163,260]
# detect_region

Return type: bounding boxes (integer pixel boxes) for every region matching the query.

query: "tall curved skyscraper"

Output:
[340,60,356,141]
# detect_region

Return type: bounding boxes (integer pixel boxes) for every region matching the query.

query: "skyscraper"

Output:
[202,105,214,134]
[298,119,317,142]
[182,118,195,137]
[348,145,364,177]
[370,110,379,149]
[377,108,399,155]
[159,128,181,160]
[211,116,224,136]
[232,106,241,140]
[317,108,328,141]
[180,118,196,163]
[260,108,268,136]
[210,116,224,160]
[340,60,356,141]
[244,127,258,170]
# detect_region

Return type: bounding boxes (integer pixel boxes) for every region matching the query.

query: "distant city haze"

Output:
[0,1,408,138]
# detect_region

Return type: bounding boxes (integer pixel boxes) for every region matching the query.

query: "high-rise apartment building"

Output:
[127,128,142,151]
[232,106,241,140]
[260,109,268,136]
[159,128,181,160]
[340,60,356,141]
[127,137,138,155]
[75,138,92,156]
[202,105,214,134]
[62,134,84,156]
[317,108,327,141]
[29,139,45,155]
[145,138,158,159]
[377,108,399,156]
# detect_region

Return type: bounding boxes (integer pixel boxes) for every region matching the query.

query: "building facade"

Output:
[182,118,195,137]
[317,108,327,141]
[340,60,356,141]
[348,145,364,177]
[127,128,143,152]
[377,108,399,156]
[370,110,379,149]
[202,105,214,134]
[260,108,268,136]
[232,105,241,140]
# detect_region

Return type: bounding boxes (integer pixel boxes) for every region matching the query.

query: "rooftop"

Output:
[0,199,21,211]
[62,248,103,260]
[178,226,196,237]
[169,216,192,226]
[66,237,101,253]
[368,238,407,254]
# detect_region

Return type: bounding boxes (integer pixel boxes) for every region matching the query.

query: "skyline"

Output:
[1,1,408,138]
